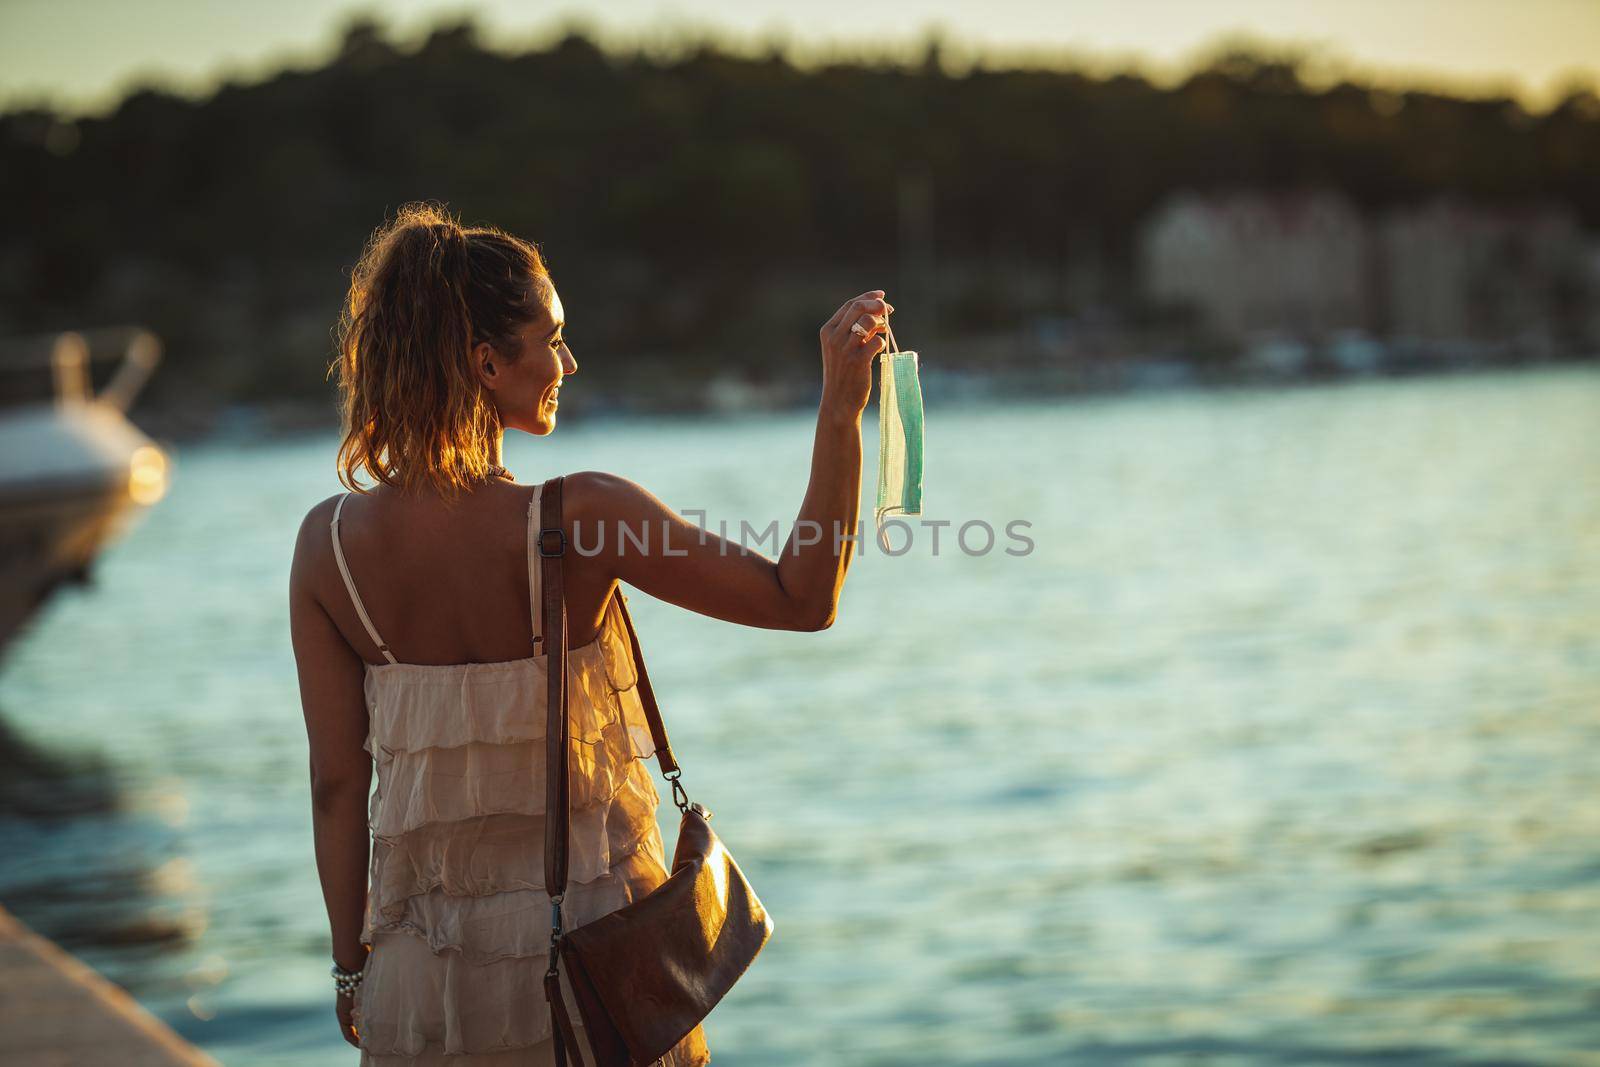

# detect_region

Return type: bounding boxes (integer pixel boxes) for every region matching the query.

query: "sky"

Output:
[3,0,1599,116]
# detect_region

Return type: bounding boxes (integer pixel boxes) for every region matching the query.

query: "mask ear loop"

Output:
[874,315,903,551]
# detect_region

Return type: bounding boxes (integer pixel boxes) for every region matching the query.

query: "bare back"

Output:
[316,479,615,667]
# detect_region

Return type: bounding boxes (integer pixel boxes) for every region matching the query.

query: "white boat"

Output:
[0,329,170,655]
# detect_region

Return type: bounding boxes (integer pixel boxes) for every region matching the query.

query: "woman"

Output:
[289,202,891,1064]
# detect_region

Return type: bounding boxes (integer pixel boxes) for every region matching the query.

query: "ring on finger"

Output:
[850,322,870,339]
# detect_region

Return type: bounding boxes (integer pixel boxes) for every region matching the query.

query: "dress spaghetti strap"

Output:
[330,493,398,665]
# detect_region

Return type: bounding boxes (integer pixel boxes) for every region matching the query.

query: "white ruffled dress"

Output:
[329,488,707,1065]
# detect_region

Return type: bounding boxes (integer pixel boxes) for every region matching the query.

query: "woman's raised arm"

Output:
[570,290,893,631]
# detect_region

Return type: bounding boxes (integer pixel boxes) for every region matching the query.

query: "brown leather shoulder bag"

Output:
[537,475,776,1067]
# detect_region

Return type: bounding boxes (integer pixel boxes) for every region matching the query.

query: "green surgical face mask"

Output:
[875,323,923,543]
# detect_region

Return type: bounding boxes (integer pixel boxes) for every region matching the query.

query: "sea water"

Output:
[2,367,1598,1066]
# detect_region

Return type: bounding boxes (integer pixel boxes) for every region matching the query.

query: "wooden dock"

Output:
[0,903,219,1066]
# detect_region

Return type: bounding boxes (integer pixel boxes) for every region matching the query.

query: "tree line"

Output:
[2,16,1596,415]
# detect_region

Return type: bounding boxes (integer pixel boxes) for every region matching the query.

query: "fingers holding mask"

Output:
[824,289,886,334]
[850,316,889,355]
[837,297,894,353]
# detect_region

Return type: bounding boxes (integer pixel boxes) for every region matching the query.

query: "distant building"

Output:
[1381,197,1585,351]
[1578,238,1600,353]
[1140,189,1592,354]
[1140,189,1372,339]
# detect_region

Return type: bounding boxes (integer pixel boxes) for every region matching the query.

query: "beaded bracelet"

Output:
[332,959,366,998]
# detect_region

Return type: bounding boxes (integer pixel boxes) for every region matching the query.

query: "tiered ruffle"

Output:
[353,597,696,1064]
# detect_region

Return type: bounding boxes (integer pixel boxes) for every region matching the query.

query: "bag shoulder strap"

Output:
[540,475,573,900]
[527,482,547,652]
[612,590,682,777]
[539,476,684,902]
[538,475,694,1067]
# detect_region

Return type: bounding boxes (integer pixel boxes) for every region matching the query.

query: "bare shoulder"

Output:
[557,470,659,526]
[297,492,347,545]
[290,492,348,591]
[304,491,347,526]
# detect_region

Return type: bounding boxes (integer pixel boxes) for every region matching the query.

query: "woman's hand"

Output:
[337,992,360,1048]
[819,290,893,423]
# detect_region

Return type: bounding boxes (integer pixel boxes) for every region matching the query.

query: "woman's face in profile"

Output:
[484,282,577,436]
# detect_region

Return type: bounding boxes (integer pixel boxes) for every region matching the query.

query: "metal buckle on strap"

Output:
[546,896,564,977]
[665,769,690,813]
[537,527,566,557]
